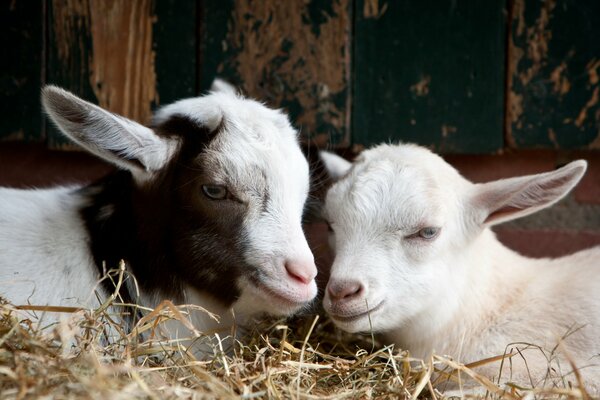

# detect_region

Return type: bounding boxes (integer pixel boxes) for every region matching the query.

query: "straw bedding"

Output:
[0,268,591,399]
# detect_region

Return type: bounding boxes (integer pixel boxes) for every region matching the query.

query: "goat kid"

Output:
[321,144,600,391]
[0,81,317,348]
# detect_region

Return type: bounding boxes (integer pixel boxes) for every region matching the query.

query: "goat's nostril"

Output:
[328,281,363,301]
[285,260,316,285]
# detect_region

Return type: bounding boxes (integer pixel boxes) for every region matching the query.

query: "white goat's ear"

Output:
[42,85,178,178]
[473,160,587,226]
[210,78,237,96]
[320,151,352,181]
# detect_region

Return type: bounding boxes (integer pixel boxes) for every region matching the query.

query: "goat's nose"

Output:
[327,280,363,301]
[285,259,317,285]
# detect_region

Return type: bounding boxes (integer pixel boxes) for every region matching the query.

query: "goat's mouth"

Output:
[328,301,385,323]
[249,276,316,309]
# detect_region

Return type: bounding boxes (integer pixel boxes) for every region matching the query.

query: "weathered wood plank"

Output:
[507,0,600,149]
[200,0,352,147]
[353,0,506,153]
[47,0,156,148]
[0,1,44,142]
[47,0,196,149]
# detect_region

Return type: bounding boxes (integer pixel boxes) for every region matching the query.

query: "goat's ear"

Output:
[320,151,352,181]
[210,78,238,96]
[42,85,178,178]
[472,160,587,226]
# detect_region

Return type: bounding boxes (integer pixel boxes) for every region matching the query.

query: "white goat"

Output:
[321,144,600,391]
[0,81,317,347]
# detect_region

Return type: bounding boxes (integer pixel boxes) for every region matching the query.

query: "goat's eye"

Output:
[201,185,228,200]
[417,227,439,240]
[406,227,440,241]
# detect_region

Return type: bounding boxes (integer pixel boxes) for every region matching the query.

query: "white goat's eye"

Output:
[406,227,440,240]
[201,185,228,200]
[418,227,439,240]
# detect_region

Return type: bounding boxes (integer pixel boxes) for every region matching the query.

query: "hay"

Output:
[0,270,591,399]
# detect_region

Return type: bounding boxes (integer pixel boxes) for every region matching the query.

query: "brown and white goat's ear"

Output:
[42,85,178,178]
[210,78,238,96]
[472,160,587,226]
[320,151,352,181]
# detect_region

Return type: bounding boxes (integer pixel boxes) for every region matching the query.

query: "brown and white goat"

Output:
[0,81,317,350]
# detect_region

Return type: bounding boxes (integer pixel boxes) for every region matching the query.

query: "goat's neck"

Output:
[385,229,534,359]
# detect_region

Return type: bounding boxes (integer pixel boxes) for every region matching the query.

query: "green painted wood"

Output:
[353,0,506,153]
[0,1,44,142]
[199,0,235,92]
[153,0,197,104]
[199,0,352,146]
[507,0,600,149]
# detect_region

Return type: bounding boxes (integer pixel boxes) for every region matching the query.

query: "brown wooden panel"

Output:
[47,0,196,149]
[47,0,170,148]
[200,0,352,147]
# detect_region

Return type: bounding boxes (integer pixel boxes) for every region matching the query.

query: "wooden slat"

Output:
[200,0,352,147]
[507,0,600,149]
[352,0,506,153]
[154,0,197,104]
[47,0,197,149]
[0,1,44,142]
[47,0,99,148]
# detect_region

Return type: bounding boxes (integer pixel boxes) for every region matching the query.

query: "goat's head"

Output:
[320,144,586,333]
[41,80,317,316]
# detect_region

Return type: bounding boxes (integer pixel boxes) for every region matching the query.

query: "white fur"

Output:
[0,83,317,350]
[321,144,600,391]
[0,187,99,309]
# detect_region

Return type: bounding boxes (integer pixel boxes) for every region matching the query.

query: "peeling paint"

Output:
[505,0,525,146]
[441,124,457,138]
[549,62,570,95]
[591,108,600,148]
[51,0,91,97]
[225,0,349,143]
[51,0,157,125]
[410,75,430,97]
[518,0,556,86]
[587,59,600,86]
[506,0,599,149]
[363,0,387,19]
[88,0,157,124]
[52,0,90,63]
[575,86,599,128]
[547,128,559,149]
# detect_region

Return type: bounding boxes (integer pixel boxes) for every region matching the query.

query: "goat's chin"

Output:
[325,298,386,333]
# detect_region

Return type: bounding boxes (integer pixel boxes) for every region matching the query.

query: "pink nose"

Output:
[285,259,317,285]
[327,280,363,301]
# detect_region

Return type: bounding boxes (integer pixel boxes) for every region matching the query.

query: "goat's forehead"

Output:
[196,129,309,206]
[156,92,292,137]
[325,159,446,227]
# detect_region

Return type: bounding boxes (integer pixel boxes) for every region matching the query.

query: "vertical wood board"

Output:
[47,0,196,148]
[353,0,506,153]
